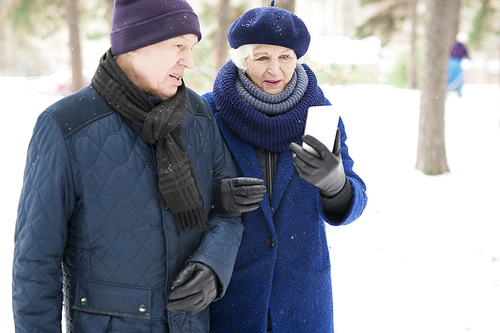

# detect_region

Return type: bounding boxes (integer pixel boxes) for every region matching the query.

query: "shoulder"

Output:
[185,87,216,123]
[45,85,115,138]
[201,92,216,111]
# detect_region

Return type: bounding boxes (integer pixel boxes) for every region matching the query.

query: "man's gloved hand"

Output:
[211,177,266,213]
[289,129,346,197]
[167,262,219,312]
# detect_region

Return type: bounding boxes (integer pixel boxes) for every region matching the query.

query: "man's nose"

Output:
[180,49,195,69]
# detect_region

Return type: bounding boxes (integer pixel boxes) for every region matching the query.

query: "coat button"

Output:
[266,238,275,248]
[138,304,147,313]
[80,297,87,306]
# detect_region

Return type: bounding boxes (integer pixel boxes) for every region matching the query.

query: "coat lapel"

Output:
[215,115,274,225]
[216,115,296,222]
[270,151,295,213]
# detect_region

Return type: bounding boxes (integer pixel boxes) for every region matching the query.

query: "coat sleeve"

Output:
[188,95,244,299]
[12,112,75,333]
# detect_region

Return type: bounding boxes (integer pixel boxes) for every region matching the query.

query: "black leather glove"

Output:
[167,262,219,312]
[211,177,266,213]
[289,129,346,197]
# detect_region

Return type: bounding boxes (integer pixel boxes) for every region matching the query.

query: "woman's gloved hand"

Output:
[290,129,346,197]
[211,177,266,213]
[167,262,219,312]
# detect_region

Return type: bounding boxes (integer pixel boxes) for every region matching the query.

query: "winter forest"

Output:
[1,0,499,332]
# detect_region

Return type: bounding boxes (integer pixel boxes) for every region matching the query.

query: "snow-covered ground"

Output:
[1,77,499,332]
[323,83,500,333]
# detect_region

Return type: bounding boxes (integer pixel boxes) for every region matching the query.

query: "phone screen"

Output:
[303,105,339,156]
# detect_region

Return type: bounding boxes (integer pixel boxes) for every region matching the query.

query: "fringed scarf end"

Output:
[173,208,209,236]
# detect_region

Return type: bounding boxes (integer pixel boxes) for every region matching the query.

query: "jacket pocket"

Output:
[72,278,152,320]
[73,310,111,333]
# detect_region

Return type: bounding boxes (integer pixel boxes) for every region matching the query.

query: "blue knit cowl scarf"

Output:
[213,60,327,152]
[235,63,308,116]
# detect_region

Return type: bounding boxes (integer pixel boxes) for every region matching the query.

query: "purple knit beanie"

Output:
[110,0,202,55]
[227,1,310,59]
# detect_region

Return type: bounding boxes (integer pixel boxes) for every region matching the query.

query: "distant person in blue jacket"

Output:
[447,32,471,97]
[202,2,368,332]
[11,0,265,332]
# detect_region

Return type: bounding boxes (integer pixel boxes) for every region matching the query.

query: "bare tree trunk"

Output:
[342,0,357,38]
[408,0,418,89]
[416,0,450,175]
[447,0,461,46]
[105,0,114,26]
[0,8,11,74]
[66,0,84,93]
[215,0,231,70]
[264,0,295,12]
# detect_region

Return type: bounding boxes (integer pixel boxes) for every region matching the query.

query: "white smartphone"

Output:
[303,105,339,156]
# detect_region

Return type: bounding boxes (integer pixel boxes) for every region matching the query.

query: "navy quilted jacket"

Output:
[12,85,243,333]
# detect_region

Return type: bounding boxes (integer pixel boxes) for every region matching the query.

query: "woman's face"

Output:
[245,44,297,95]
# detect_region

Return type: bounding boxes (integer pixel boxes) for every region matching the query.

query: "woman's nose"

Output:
[267,59,280,75]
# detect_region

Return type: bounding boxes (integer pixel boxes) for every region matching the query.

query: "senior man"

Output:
[12,1,251,332]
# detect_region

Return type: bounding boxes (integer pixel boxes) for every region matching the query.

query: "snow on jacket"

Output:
[12,85,243,333]
[203,91,367,333]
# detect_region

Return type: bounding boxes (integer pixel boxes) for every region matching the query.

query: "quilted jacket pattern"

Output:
[12,85,243,333]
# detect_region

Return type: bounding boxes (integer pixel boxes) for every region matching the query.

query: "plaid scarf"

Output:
[91,49,208,233]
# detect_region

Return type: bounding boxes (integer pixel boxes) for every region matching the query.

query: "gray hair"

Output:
[229,44,299,72]
[229,44,256,71]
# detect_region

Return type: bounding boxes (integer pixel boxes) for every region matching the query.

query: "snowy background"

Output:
[1,77,499,332]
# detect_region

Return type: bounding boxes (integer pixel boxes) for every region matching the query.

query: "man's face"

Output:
[124,34,198,100]
[244,44,297,95]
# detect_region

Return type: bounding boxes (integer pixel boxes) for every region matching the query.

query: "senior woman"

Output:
[204,3,367,333]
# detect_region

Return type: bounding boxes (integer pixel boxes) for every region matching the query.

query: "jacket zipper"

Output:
[151,144,172,327]
[265,150,274,330]
[266,151,274,197]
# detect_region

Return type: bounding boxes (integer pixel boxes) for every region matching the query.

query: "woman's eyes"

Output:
[255,55,291,61]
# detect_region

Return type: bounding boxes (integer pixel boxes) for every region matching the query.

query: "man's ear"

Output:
[115,52,138,83]
[115,50,138,64]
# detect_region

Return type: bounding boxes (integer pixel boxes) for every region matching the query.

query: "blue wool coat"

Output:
[203,92,367,333]
[12,85,243,333]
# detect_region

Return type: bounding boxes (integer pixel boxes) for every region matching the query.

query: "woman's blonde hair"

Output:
[229,44,256,72]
